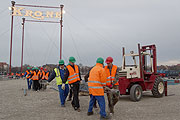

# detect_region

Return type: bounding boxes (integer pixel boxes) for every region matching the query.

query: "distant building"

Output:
[0,62,8,75]
[177,64,180,67]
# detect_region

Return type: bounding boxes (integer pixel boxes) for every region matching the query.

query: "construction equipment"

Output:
[118,44,165,101]
[39,80,48,90]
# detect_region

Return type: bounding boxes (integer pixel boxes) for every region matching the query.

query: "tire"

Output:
[152,77,165,98]
[130,84,142,102]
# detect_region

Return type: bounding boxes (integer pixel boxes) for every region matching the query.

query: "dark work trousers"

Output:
[71,81,80,109]
[68,85,73,100]
[33,80,40,91]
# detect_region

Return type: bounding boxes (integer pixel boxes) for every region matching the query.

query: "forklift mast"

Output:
[141,44,157,74]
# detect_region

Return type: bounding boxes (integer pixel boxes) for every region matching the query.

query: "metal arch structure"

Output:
[9,1,64,73]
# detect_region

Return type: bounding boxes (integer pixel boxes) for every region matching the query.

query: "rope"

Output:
[25,27,38,66]
[0,23,19,38]
[66,11,121,53]
[0,8,8,15]
[65,19,82,62]
[38,23,68,64]
[65,18,89,65]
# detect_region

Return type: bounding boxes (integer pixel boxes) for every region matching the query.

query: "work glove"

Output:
[46,82,50,86]
[61,83,65,90]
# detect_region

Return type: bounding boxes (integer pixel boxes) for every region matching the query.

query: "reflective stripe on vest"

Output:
[32,71,39,80]
[88,86,103,89]
[66,65,80,84]
[88,63,107,96]
[42,71,49,80]
[104,65,119,86]
[54,68,68,85]
[88,80,106,85]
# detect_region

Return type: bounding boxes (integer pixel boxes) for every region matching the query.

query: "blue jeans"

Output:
[27,78,32,90]
[88,94,106,117]
[58,84,69,105]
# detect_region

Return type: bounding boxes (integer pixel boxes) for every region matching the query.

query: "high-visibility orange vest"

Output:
[27,70,32,78]
[16,73,20,76]
[31,71,39,80]
[66,64,80,84]
[38,70,43,78]
[26,70,30,75]
[26,70,31,78]
[42,71,49,80]
[88,63,107,96]
[104,65,119,86]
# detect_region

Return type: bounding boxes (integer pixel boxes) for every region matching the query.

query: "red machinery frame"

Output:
[119,44,158,95]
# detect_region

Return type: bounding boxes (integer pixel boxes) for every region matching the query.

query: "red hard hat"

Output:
[44,68,47,71]
[105,57,113,63]
[40,67,43,70]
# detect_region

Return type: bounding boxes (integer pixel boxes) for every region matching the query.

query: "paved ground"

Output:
[0,78,180,120]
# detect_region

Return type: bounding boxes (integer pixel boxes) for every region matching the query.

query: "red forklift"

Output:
[118,44,165,101]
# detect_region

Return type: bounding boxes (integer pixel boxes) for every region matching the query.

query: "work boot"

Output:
[87,111,93,116]
[74,107,81,112]
[61,104,65,107]
[77,108,81,112]
[100,115,111,120]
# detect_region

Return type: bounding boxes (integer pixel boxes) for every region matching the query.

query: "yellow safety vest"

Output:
[54,68,68,85]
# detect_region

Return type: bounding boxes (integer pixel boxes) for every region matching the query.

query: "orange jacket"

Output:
[16,73,20,76]
[31,71,40,80]
[88,63,107,96]
[27,70,32,79]
[42,71,49,80]
[66,64,80,84]
[38,70,43,78]
[25,70,30,78]
[104,65,119,86]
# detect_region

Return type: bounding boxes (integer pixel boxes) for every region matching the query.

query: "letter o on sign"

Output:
[34,11,43,17]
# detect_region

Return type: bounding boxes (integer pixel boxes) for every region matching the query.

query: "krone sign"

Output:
[11,7,63,20]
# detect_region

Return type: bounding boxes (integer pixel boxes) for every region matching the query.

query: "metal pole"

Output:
[21,18,25,73]
[60,5,64,60]
[138,44,143,79]
[9,1,15,74]
[164,81,167,96]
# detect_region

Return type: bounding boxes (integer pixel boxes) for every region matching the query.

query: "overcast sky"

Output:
[0,0,180,67]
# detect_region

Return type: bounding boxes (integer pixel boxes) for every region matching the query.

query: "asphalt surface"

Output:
[0,78,180,120]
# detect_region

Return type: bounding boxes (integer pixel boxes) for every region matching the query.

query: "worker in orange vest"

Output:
[104,56,119,114]
[30,67,40,91]
[42,68,50,80]
[16,72,21,79]
[21,73,24,78]
[62,57,82,112]
[39,67,44,89]
[87,57,110,120]
[24,67,32,90]
[39,67,44,79]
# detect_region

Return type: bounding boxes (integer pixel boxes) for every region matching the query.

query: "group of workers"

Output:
[24,67,50,91]
[23,56,119,120]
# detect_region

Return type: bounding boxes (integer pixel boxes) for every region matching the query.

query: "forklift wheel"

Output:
[152,78,164,98]
[130,84,142,102]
